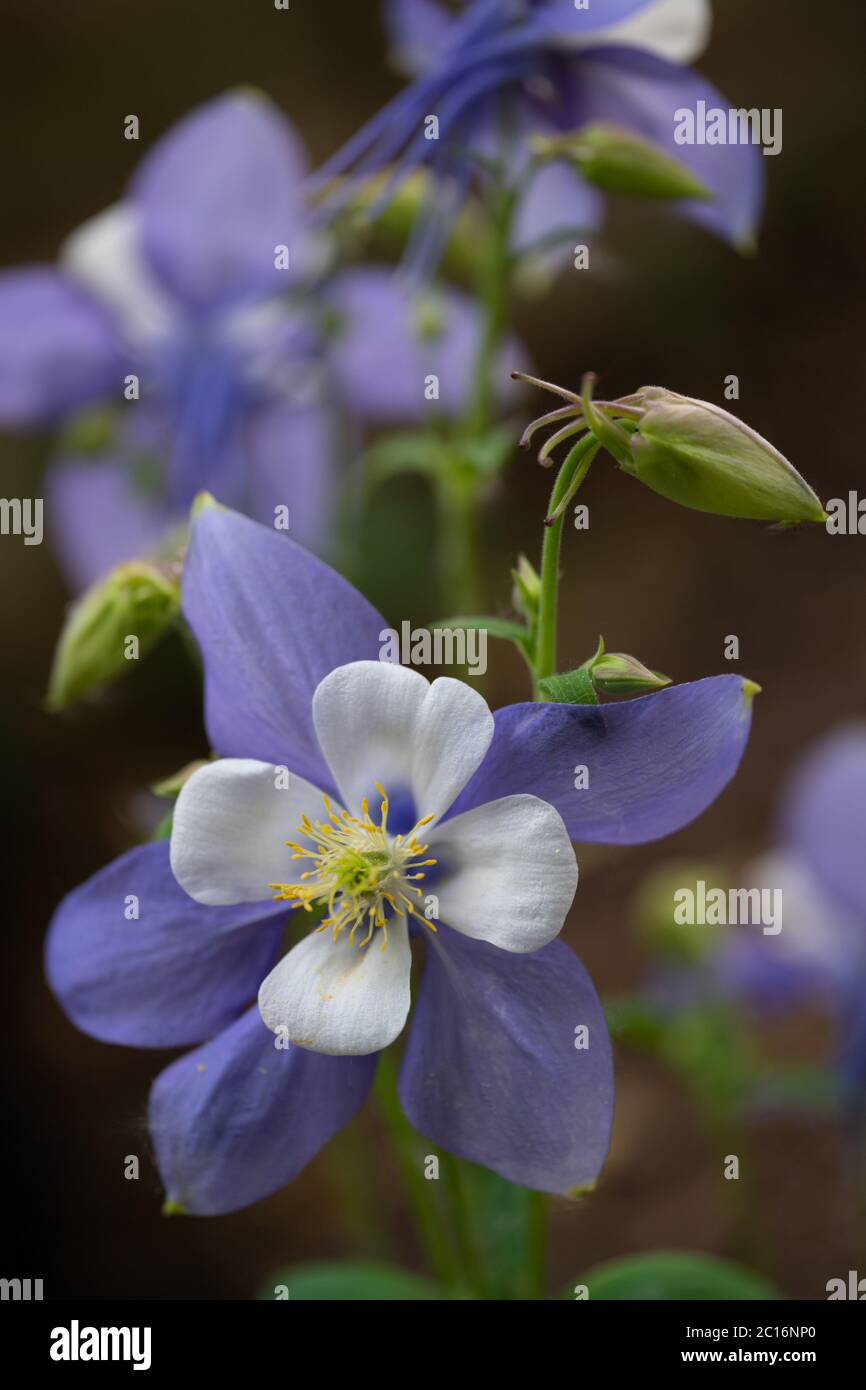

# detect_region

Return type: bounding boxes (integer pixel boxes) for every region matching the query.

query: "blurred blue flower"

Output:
[0,92,524,588]
[712,727,866,1112]
[45,503,755,1213]
[317,0,763,272]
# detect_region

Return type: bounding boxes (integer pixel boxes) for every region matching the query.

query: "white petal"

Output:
[258,915,412,1055]
[566,0,712,64]
[312,660,494,822]
[170,758,328,906]
[427,795,578,952]
[61,203,179,345]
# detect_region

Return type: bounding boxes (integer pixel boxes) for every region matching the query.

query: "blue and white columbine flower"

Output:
[318,0,763,270]
[0,91,524,589]
[46,503,755,1214]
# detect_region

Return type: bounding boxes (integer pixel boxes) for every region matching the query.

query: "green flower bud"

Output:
[511,553,540,622]
[47,560,180,710]
[578,377,826,524]
[590,651,671,695]
[530,122,712,202]
[621,388,827,523]
[321,169,484,280]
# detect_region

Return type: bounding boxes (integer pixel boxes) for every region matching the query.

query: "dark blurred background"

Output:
[1,0,865,1299]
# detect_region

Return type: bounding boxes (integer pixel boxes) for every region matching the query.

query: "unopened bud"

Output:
[511,553,540,621]
[619,387,826,523]
[47,561,180,710]
[531,123,711,202]
[591,651,671,695]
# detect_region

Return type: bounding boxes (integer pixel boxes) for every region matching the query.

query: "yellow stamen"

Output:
[269,786,438,952]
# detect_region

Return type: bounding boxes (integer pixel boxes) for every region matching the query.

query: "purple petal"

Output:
[45,841,284,1048]
[511,157,604,255]
[449,676,754,844]
[131,92,308,311]
[567,46,765,247]
[0,268,121,426]
[383,0,456,74]
[780,725,866,924]
[46,454,173,591]
[246,400,336,554]
[713,935,831,1014]
[400,928,613,1193]
[150,1006,377,1214]
[532,0,653,39]
[182,505,385,780]
[327,266,526,421]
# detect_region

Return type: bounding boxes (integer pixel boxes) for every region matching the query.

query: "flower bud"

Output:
[590,651,671,695]
[617,388,826,523]
[47,560,180,710]
[530,123,711,202]
[511,553,540,621]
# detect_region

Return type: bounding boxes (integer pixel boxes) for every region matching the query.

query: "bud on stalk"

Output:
[47,560,180,710]
[584,381,826,523]
[530,123,712,202]
[514,371,826,525]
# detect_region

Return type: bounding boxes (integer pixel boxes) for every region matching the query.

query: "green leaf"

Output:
[258,1260,446,1301]
[569,1251,781,1301]
[538,666,598,705]
[428,614,528,643]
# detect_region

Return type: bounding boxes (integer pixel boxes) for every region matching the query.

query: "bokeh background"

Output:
[2,0,865,1298]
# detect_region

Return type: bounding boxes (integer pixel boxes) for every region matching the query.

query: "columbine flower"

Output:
[0,91,523,589]
[46,502,755,1214]
[712,727,866,1112]
[318,0,763,271]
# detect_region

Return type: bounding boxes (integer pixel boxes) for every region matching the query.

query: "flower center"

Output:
[270,783,437,950]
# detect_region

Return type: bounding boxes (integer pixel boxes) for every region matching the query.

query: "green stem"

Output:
[465,185,516,438]
[373,1050,460,1289]
[434,183,516,616]
[519,436,602,1288]
[435,464,483,617]
[439,1154,487,1298]
[325,1117,394,1260]
[522,1190,548,1300]
[533,435,599,689]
